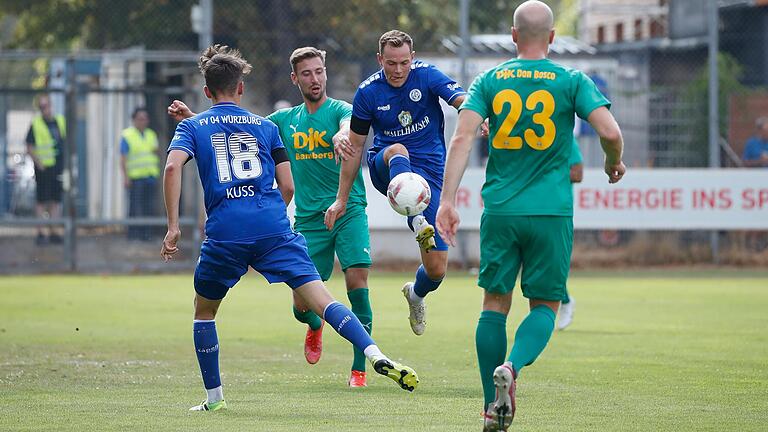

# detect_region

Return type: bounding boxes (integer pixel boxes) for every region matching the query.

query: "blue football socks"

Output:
[388,154,412,181]
[412,264,443,298]
[323,301,376,352]
[193,320,221,390]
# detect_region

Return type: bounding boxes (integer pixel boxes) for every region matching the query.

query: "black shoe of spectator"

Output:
[36,233,48,246]
[49,234,63,244]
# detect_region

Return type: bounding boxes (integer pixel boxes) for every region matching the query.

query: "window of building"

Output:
[650,18,664,38]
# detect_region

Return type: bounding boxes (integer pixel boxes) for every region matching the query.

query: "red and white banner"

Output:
[361,168,768,230]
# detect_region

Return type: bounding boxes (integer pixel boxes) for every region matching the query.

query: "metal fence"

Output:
[0,53,204,272]
[0,1,767,273]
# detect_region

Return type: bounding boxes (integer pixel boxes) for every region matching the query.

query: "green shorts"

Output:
[478,213,572,301]
[294,205,372,281]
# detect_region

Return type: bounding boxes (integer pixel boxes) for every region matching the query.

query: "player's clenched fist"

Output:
[168,100,194,122]
[332,133,355,164]
[161,228,181,262]
[605,160,626,184]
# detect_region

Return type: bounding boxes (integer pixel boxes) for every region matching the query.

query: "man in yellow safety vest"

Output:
[26,94,65,245]
[120,107,161,241]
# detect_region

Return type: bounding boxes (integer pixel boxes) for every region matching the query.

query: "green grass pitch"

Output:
[2,270,767,431]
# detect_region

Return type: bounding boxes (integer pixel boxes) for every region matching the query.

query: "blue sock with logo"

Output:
[323,301,375,352]
[388,154,412,181]
[413,264,443,298]
[193,320,221,390]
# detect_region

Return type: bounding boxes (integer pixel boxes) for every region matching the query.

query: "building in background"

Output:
[579,0,768,167]
[579,0,668,45]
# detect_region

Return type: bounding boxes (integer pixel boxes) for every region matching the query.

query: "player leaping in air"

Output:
[162,44,418,411]
[169,47,376,388]
[325,30,466,336]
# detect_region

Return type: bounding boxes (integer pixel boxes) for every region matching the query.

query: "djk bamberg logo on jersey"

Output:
[409,89,422,102]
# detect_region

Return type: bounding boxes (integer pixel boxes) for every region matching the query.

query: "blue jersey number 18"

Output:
[210,132,262,183]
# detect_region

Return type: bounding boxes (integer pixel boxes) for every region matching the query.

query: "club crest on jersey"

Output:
[398,110,413,127]
[409,89,422,102]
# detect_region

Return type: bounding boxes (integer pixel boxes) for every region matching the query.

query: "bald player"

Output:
[436,2,624,430]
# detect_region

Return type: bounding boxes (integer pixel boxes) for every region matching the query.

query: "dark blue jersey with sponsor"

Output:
[352,61,465,180]
[168,102,292,242]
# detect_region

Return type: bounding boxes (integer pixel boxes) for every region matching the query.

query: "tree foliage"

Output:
[0,0,196,50]
[0,0,565,102]
[1,0,564,52]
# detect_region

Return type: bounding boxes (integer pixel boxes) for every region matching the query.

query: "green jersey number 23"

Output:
[492,89,556,151]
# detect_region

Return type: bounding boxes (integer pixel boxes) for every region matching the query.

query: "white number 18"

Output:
[210,132,262,183]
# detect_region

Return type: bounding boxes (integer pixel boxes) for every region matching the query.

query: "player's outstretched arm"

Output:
[587,106,625,184]
[161,150,188,261]
[437,109,483,247]
[275,161,294,205]
[167,100,196,121]
[325,130,366,230]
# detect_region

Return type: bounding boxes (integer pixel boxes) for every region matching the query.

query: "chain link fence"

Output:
[0,53,203,272]
[0,1,766,273]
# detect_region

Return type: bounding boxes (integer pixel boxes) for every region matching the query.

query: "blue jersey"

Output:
[353,61,465,180]
[168,102,292,242]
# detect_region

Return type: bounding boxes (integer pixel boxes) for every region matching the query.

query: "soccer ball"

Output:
[387,172,431,216]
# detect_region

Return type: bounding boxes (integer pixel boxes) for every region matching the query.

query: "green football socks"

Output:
[293,305,323,331]
[348,288,373,372]
[476,310,508,408]
[508,305,556,374]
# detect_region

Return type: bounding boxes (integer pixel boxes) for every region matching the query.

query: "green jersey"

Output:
[267,98,366,218]
[462,58,609,216]
[569,138,583,166]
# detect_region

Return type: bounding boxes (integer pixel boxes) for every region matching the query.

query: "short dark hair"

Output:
[379,30,414,54]
[289,47,326,72]
[198,44,253,96]
[131,107,148,119]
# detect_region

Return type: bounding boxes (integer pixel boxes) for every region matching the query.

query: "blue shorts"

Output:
[194,232,321,300]
[368,148,448,251]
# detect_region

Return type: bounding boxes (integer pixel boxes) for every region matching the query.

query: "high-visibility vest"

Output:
[122,126,160,179]
[31,114,66,168]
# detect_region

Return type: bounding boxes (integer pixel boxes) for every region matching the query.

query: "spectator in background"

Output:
[743,117,768,251]
[120,107,161,241]
[26,94,65,245]
[743,117,768,168]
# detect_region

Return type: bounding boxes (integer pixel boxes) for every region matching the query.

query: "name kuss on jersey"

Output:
[226,185,256,199]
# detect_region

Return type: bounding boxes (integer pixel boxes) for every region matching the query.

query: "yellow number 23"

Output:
[491,89,556,151]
